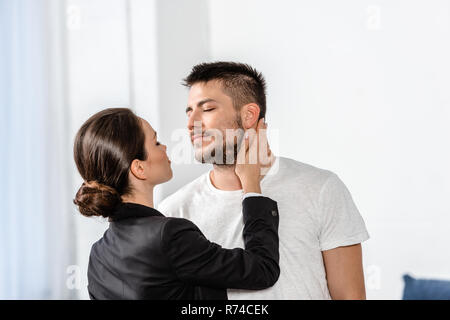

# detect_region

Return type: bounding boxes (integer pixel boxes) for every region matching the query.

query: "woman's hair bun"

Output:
[73,181,122,218]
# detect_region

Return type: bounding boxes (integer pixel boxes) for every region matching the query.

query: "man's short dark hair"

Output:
[183,61,267,120]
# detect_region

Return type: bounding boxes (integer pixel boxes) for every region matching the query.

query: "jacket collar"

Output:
[109,202,164,222]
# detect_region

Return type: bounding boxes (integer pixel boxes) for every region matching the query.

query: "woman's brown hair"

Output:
[73,108,147,218]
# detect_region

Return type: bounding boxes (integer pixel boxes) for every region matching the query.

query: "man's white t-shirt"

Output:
[158,157,370,299]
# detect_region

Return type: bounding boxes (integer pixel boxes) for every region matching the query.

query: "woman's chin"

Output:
[165,168,174,182]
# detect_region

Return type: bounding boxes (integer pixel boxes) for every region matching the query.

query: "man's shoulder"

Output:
[276,156,336,186]
[157,172,209,213]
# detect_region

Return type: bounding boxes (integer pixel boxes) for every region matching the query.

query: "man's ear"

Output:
[129,159,146,180]
[240,103,261,129]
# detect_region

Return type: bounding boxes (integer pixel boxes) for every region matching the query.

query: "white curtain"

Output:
[0,0,76,299]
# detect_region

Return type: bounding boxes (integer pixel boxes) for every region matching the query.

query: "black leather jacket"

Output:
[87,196,279,300]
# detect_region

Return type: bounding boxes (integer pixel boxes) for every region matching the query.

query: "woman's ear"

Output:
[240,103,261,129]
[129,159,146,180]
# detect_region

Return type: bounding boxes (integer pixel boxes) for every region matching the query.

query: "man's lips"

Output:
[191,134,209,143]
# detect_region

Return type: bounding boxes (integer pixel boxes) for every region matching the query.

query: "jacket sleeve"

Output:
[161,196,280,290]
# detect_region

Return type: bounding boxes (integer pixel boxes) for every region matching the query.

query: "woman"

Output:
[73,108,279,300]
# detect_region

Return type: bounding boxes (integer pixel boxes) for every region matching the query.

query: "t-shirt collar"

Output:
[205,156,279,195]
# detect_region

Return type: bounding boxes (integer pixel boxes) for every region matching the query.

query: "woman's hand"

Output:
[235,118,268,194]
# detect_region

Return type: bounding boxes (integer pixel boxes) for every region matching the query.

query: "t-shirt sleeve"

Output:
[317,173,370,251]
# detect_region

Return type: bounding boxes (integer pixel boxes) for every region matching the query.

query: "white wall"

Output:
[208,0,450,299]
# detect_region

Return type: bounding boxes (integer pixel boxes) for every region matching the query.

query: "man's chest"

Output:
[182,195,320,251]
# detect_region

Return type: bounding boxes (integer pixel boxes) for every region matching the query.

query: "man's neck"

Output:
[210,165,242,191]
[209,153,276,191]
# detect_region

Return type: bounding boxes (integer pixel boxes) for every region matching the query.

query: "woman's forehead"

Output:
[139,118,154,134]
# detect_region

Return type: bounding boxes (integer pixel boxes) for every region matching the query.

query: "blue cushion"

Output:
[403,274,450,300]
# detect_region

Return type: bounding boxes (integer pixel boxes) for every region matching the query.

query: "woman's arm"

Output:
[161,196,279,290]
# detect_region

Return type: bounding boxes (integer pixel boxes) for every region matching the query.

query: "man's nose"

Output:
[187,109,201,131]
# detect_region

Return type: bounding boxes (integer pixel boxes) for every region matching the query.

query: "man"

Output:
[158,62,370,299]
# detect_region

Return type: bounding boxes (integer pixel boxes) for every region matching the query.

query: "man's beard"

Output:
[194,117,244,166]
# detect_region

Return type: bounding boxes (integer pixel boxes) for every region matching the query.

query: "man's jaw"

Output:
[194,141,240,166]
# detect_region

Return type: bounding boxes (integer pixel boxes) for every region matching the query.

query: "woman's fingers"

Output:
[237,130,249,164]
[238,118,268,165]
[248,129,259,164]
[257,118,265,131]
[256,118,270,163]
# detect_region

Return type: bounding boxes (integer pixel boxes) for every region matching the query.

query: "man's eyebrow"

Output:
[197,98,217,107]
[185,98,217,114]
[154,131,157,139]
